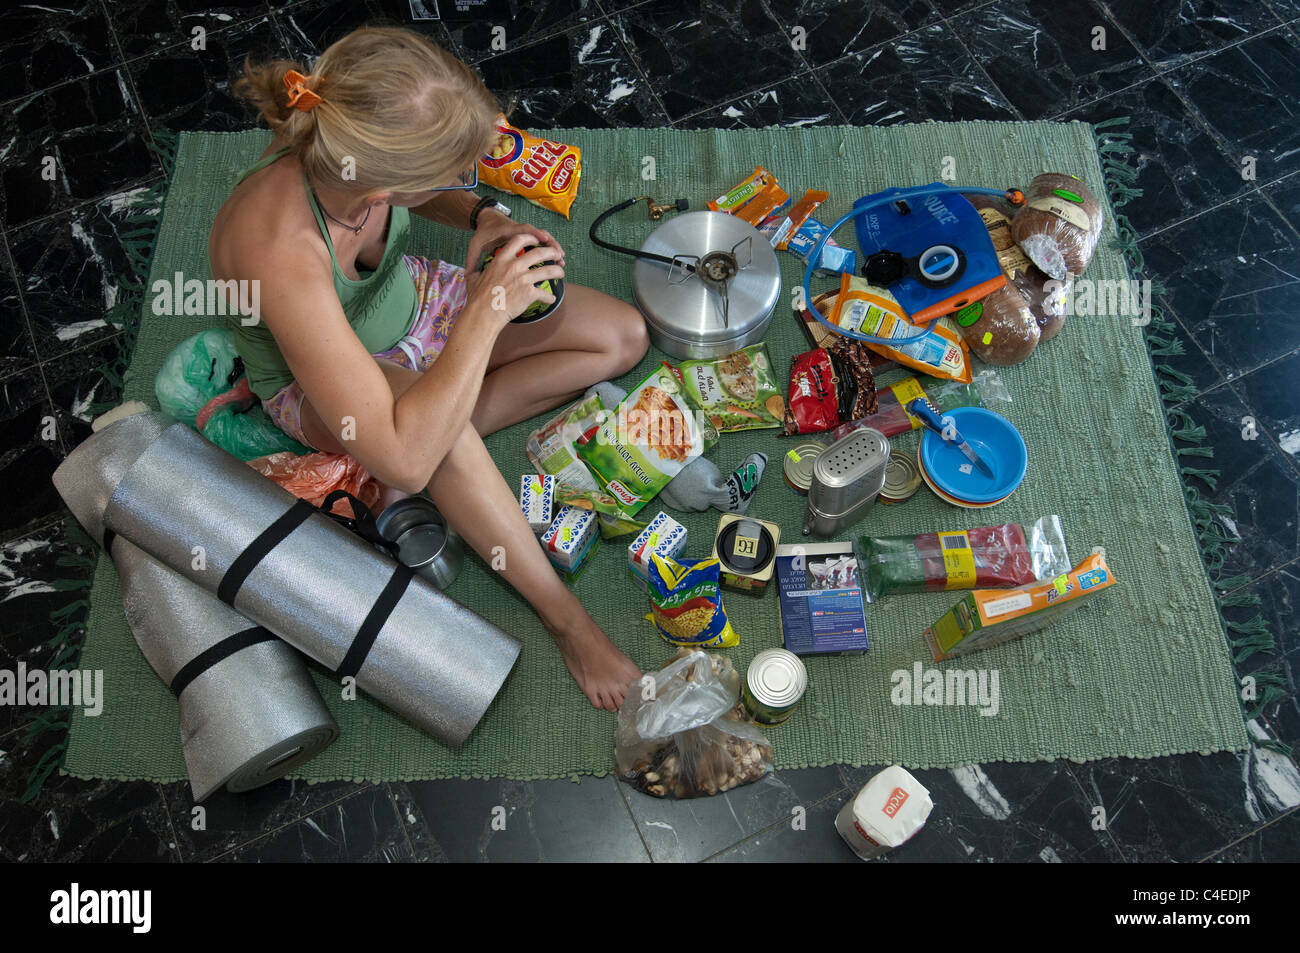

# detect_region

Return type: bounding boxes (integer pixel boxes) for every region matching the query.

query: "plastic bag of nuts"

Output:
[615,648,774,798]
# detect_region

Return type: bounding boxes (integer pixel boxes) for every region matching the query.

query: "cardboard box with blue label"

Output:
[519,474,556,535]
[775,541,869,655]
[627,511,687,590]
[540,504,600,583]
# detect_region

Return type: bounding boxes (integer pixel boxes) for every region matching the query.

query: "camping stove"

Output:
[632,211,781,359]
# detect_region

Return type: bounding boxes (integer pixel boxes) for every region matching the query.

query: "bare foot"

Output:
[543,616,642,712]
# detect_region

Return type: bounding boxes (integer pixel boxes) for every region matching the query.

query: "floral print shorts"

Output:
[261,255,467,448]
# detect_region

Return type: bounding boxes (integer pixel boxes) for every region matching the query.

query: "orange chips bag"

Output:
[478,115,582,218]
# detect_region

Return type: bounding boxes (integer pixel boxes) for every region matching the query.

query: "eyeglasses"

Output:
[430,167,478,192]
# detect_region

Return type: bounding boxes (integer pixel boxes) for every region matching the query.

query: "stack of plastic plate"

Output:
[917,407,1027,508]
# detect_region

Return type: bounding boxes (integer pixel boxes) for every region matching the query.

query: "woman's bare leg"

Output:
[298,359,642,712]
[425,421,641,711]
[471,282,648,435]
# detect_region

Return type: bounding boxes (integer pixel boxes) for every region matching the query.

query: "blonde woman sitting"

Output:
[209,27,647,711]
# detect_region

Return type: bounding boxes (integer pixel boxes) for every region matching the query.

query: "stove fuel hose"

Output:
[589,197,692,269]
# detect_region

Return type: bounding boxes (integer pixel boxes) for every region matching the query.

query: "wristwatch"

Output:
[469,196,512,230]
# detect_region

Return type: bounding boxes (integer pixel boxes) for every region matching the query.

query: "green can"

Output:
[742,649,808,725]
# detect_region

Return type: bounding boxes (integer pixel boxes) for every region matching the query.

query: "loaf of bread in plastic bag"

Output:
[1010,172,1103,280]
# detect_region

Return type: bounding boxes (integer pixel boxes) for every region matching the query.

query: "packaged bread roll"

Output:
[956,195,1042,365]
[1010,173,1103,280]
[1010,264,1071,342]
[954,285,1040,365]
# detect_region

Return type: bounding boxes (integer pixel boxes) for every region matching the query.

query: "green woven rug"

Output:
[62,122,1249,784]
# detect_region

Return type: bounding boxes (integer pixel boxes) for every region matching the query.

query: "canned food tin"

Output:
[713,514,781,593]
[783,442,823,494]
[742,649,808,725]
[879,453,921,504]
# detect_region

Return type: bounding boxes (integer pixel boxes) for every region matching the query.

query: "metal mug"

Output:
[375,496,464,590]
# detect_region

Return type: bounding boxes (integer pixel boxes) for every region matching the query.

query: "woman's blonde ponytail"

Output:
[234,27,502,196]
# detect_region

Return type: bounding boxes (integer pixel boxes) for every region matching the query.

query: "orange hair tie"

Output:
[282,69,323,112]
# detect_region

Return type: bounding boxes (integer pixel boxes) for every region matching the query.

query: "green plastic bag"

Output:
[155,328,309,461]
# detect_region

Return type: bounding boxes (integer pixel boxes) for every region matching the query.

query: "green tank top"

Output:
[222,147,419,400]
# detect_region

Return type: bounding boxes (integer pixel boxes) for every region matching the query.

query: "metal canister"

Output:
[713,513,780,593]
[879,453,921,504]
[375,497,464,590]
[742,649,808,725]
[783,442,823,494]
[802,428,891,537]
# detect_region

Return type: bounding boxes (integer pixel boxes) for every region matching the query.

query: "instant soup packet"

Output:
[577,365,717,517]
[525,395,643,538]
[645,553,738,648]
[666,344,785,433]
[553,484,646,538]
[526,394,605,491]
[831,274,972,384]
[478,115,581,218]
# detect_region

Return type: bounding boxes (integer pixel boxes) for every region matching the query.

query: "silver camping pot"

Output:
[633,211,781,359]
[376,496,465,590]
[802,428,891,537]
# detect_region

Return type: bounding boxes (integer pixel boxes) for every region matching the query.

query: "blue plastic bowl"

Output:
[919,406,1027,505]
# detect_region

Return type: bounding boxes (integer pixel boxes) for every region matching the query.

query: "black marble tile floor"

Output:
[1,0,1298,863]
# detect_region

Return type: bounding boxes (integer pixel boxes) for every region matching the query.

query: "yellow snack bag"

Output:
[830,274,973,384]
[645,553,739,648]
[478,115,582,219]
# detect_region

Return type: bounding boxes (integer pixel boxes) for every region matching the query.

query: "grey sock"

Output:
[660,452,767,514]
[584,380,627,410]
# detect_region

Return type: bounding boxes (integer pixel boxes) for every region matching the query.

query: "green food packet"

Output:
[553,483,647,538]
[666,344,785,432]
[576,365,715,517]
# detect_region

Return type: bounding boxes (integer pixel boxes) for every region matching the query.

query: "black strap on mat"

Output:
[217,498,317,605]
[197,490,410,682]
[320,489,398,556]
[334,563,416,680]
[169,626,278,697]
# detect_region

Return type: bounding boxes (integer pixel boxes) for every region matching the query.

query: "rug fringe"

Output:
[21,130,180,802]
[1096,117,1289,748]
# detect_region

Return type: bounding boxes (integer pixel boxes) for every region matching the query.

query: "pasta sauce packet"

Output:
[478,115,582,218]
[577,365,717,517]
[666,344,785,433]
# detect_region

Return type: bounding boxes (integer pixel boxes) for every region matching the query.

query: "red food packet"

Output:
[783,348,839,436]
